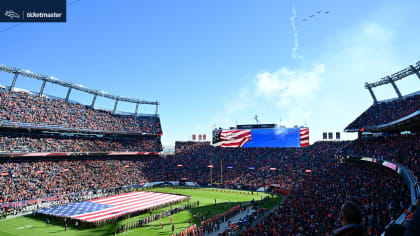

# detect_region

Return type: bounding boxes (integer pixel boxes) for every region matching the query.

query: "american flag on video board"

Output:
[300,128,309,147]
[215,129,252,147]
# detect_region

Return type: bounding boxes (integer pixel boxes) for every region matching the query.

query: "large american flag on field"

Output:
[37,191,186,223]
[300,128,309,147]
[214,129,252,147]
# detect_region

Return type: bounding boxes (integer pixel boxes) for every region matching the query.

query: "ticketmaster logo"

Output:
[26,12,62,18]
[1,0,66,22]
[4,10,20,19]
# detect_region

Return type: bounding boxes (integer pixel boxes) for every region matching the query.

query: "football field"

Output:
[0,187,283,236]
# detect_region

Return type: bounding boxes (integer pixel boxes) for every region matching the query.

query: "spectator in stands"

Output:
[334,201,365,236]
[404,199,420,236]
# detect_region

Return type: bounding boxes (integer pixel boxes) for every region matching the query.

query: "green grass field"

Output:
[0,187,283,236]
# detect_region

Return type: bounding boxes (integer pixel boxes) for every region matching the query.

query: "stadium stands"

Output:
[0,140,413,235]
[0,90,162,134]
[0,134,161,153]
[0,142,347,212]
[0,160,149,206]
[174,141,211,152]
[345,93,420,131]
[340,134,420,176]
[243,161,410,235]
[144,141,348,187]
[0,88,163,154]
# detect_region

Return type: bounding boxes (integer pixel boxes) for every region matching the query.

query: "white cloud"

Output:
[255,64,324,105]
[206,64,324,132]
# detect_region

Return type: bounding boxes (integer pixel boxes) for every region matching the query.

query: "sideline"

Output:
[206,195,286,236]
[237,195,286,235]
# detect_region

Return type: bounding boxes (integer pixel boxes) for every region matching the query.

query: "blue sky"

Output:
[0,0,419,146]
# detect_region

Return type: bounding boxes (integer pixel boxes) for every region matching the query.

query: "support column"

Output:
[155,103,158,115]
[10,73,18,91]
[39,80,47,96]
[134,103,139,115]
[410,65,420,79]
[91,94,97,107]
[113,99,119,114]
[388,76,402,99]
[65,87,72,102]
[366,83,378,104]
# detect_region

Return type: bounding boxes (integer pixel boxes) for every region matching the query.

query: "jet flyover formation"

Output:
[301,10,329,22]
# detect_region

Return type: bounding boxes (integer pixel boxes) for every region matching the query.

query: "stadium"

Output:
[0,1,419,236]
[0,60,418,235]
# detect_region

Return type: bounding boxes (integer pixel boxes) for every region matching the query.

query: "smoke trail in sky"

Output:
[290,4,300,59]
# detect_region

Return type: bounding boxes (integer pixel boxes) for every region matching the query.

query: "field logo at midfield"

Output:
[4,10,20,19]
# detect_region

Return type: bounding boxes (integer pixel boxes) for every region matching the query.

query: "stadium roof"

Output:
[365,61,420,88]
[364,61,420,103]
[345,91,420,133]
[0,64,159,115]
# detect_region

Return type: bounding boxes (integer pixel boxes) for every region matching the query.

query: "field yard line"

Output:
[0,220,50,236]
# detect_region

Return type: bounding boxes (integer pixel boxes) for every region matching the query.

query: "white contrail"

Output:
[290,4,300,59]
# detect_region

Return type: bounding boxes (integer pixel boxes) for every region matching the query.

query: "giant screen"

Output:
[213,127,309,148]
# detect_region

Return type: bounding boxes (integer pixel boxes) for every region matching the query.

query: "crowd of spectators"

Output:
[142,141,349,188]
[0,141,349,209]
[0,160,149,205]
[340,134,420,176]
[243,162,410,235]
[0,90,162,134]
[174,141,211,153]
[0,134,161,153]
[345,93,420,130]
[0,140,413,235]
